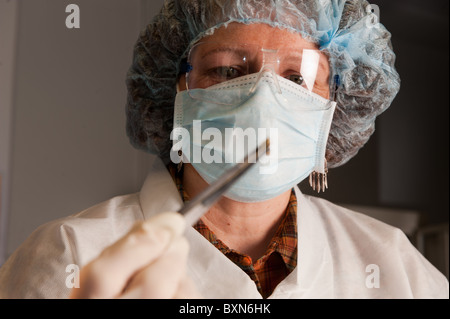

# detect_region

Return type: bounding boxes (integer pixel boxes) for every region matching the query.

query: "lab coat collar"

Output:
[139,156,334,299]
[275,187,334,298]
[139,155,184,219]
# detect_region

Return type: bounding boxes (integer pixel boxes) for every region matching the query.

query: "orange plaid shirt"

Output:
[169,164,298,298]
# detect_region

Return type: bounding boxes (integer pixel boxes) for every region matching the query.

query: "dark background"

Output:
[301,0,449,226]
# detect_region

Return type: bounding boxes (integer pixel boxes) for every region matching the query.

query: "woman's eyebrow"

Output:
[282,53,303,64]
[200,47,253,60]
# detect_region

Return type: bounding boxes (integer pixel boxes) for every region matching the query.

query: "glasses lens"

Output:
[186,42,331,104]
[187,42,254,90]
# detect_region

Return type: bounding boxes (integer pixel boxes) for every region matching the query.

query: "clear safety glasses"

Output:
[184,41,334,104]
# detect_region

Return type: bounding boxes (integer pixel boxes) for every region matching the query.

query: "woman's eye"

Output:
[214,66,241,80]
[287,74,304,86]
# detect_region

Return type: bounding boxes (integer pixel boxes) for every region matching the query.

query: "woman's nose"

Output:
[249,50,283,95]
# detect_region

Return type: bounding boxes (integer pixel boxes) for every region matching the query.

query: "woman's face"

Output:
[179,23,331,99]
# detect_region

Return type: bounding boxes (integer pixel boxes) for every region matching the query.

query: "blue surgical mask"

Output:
[172,72,336,203]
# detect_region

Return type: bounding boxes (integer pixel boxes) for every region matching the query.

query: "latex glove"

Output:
[69,212,201,299]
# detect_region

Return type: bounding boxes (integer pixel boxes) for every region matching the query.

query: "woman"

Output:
[0,0,448,299]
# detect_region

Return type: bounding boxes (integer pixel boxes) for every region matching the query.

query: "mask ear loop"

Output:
[249,49,282,95]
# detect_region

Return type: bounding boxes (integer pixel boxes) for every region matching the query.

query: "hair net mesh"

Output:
[126,0,400,168]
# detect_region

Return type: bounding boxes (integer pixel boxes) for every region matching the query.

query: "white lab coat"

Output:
[0,156,448,299]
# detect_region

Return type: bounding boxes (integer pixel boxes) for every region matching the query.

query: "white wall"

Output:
[1,0,164,263]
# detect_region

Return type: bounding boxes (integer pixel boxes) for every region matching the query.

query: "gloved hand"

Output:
[69,212,201,299]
